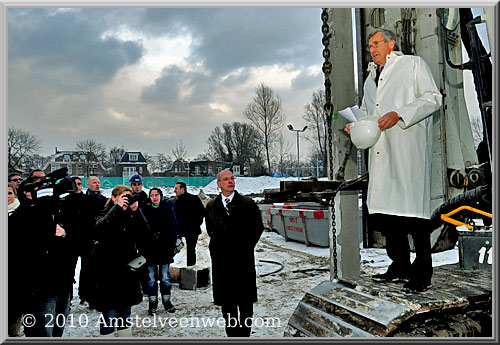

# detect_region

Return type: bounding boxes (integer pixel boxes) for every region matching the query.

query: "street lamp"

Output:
[287,124,308,180]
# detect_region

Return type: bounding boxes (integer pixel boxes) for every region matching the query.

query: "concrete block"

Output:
[179,265,210,290]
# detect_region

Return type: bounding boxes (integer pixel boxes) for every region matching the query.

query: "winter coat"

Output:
[60,192,96,258]
[91,203,149,311]
[205,191,264,306]
[86,189,108,216]
[133,190,150,209]
[140,200,178,265]
[360,51,442,219]
[8,194,76,315]
[174,192,205,238]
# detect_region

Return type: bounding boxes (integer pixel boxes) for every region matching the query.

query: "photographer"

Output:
[9,173,77,337]
[91,185,149,337]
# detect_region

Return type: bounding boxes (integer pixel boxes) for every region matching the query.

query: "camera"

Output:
[20,167,76,200]
[124,193,140,206]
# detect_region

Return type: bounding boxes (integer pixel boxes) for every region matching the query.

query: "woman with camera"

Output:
[140,187,178,315]
[91,185,149,337]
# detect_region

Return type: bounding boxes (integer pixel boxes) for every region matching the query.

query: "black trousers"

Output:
[370,214,433,284]
[78,254,92,302]
[221,303,253,337]
[184,235,199,266]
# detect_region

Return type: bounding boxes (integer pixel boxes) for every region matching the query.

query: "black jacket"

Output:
[175,192,205,237]
[141,200,178,265]
[60,192,96,258]
[205,191,264,306]
[133,190,149,209]
[90,203,149,311]
[8,195,76,315]
[86,189,108,216]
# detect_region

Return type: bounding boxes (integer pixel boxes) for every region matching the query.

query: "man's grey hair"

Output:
[368,29,400,51]
[217,169,230,182]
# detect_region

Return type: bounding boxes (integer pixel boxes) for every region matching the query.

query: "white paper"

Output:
[338,105,368,122]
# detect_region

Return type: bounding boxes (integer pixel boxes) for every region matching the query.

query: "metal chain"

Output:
[321,8,338,279]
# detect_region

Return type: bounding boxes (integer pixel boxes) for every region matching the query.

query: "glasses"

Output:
[76,183,82,186]
[367,39,386,49]
[10,178,22,182]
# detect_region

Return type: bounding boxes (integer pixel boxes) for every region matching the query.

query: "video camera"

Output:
[124,193,141,205]
[20,167,77,200]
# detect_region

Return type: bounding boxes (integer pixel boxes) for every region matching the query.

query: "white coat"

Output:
[360,51,442,219]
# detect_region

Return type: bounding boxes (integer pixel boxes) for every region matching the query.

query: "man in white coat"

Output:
[346,29,442,292]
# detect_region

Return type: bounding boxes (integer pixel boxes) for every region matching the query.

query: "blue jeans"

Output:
[144,264,172,296]
[99,307,132,335]
[23,289,71,337]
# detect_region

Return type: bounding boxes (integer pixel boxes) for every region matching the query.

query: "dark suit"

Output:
[205,191,264,337]
[174,192,205,266]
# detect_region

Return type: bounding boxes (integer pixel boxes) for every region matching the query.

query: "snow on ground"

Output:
[202,176,298,195]
[59,177,459,338]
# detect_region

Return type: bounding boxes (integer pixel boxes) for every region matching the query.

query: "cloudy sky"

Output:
[8,7,325,159]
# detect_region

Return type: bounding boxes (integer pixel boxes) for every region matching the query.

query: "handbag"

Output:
[174,237,184,256]
[127,255,147,271]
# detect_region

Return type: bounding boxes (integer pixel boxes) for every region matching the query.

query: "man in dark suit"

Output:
[205,170,264,337]
[174,181,205,266]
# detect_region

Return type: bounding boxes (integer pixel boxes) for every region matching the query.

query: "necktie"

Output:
[225,198,231,215]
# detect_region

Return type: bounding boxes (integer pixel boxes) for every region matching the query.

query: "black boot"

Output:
[162,294,176,313]
[148,295,158,315]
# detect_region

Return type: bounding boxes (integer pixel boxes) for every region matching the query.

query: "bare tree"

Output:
[74,139,107,177]
[30,154,50,171]
[207,126,230,161]
[149,152,172,173]
[272,133,293,176]
[231,122,262,174]
[244,83,285,173]
[194,152,211,161]
[207,122,262,174]
[105,145,127,176]
[8,127,42,172]
[307,148,326,177]
[75,139,107,162]
[302,89,328,171]
[172,140,188,161]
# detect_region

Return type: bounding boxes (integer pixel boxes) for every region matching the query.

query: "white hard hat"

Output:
[349,116,381,149]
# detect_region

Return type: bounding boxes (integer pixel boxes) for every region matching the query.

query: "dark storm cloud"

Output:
[8,8,144,91]
[142,65,213,105]
[133,8,323,74]
[291,70,323,90]
[137,8,322,106]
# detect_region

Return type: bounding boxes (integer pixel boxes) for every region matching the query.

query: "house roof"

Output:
[119,151,147,164]
[165,159,189,172]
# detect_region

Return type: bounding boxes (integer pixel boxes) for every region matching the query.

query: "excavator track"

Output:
[284,263,492,337]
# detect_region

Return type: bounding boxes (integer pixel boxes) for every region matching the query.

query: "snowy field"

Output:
[59,177,459,337]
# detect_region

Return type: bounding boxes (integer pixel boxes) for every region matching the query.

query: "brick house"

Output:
[164,159,190,177]
[188,160,226,177]
[43,148,107,177]
[118,151,150,178]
